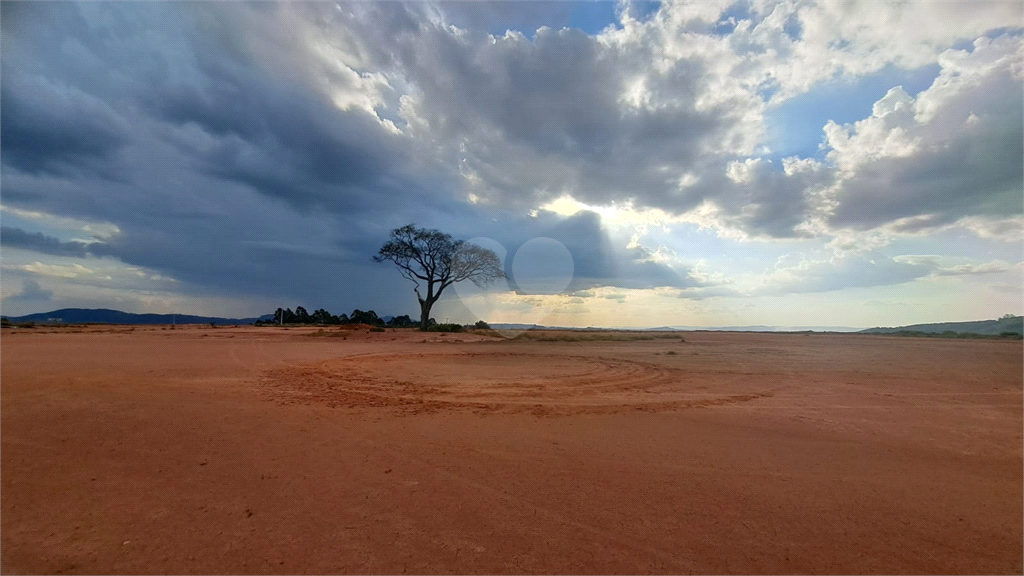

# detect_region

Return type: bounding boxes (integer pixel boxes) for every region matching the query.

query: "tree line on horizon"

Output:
[255,307,419,328]
[255,306,491,331]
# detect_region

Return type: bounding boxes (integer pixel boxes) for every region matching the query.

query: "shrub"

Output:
[429,323,463,332]
[370,326,386,333]
[474,320,490,329]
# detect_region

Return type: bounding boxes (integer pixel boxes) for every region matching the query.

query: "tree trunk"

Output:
[419,299,432,331]
[419,282,438,331]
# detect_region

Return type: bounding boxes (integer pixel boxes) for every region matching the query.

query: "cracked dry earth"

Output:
[2,325,1021,574]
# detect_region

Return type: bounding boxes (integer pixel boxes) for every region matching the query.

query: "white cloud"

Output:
[821,32,1023,236]
[15,262,96,279]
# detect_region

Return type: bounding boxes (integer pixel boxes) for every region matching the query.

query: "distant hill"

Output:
[860,315,1023,336]
[1,308,271,326]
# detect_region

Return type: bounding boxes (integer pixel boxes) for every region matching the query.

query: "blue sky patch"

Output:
[568,1,619,35]
[446,1,663,39]
[764,63,942,161]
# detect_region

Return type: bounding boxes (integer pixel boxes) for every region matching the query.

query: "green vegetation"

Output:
[861,315,1023,337]
[254,305,486,331]
[427,323,464,333]
[0,318,36,329]
[875,330,1022,340]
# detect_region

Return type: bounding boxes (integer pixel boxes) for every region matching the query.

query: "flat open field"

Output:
[2,325,1021,574]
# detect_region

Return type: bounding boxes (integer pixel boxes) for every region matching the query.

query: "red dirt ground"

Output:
[2,325,1021,574]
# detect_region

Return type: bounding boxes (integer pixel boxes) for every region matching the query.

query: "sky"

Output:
[1,0,1022,329]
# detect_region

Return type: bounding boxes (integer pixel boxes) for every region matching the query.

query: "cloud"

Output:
[3,279,54,304]
[0,73,129,177]
[389,7,762,220]
[436,208,713,293]
[752,249,1021,296]
[437,2,581,36]
[755,251,937,294]
[933,261,1013,277]
[821,35,1024,235]
[1,226,109,258]
[14,262,99,279]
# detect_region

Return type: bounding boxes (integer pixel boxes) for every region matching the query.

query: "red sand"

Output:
[2,325,1021,573]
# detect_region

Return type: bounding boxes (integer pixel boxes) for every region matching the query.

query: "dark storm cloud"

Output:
[143,48,416,214]
[0,2,449,315]
[0,227,106,258]
[0,74,129,177]
[1,2,428,215]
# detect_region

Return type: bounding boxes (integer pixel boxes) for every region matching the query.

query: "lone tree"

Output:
[374,224,504,331]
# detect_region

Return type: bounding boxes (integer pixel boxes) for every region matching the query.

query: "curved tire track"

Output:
[262,351,773,415]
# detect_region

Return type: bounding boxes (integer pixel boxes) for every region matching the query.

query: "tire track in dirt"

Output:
[260,352,774,416]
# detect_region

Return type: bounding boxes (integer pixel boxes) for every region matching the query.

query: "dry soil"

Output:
[2,325,1021,574]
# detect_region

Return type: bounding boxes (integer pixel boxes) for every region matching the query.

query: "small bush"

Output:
[474,320,490,329]
[370,326,386,333]
[428,323,463,332]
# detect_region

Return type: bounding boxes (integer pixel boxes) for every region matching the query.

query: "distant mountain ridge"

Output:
[860,315,1023,336]
[1,308,271,326]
